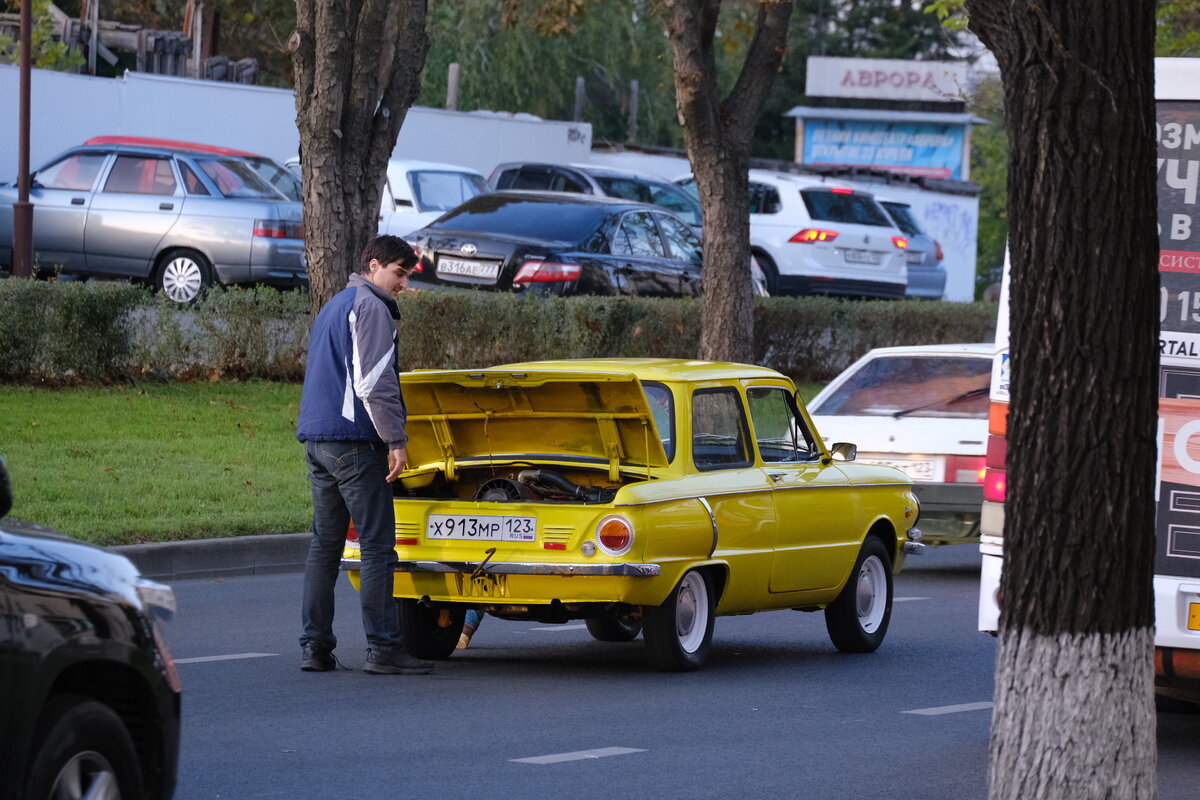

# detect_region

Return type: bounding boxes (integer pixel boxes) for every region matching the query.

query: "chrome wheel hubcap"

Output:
[855,555,888,633]
[50,751,121,800]
[161,257,203,302]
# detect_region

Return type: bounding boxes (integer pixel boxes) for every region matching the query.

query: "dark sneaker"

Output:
[363,648,434,675]
[300,642,336,672]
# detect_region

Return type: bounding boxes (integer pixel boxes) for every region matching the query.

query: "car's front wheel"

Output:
[824,537,893,653]
[585,614,643,642]
[397,599,466,660]
[25,694,144,800]
[156,249,212,303]
[642,569,715,671]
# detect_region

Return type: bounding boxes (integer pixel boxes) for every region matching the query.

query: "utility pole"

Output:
[12,0,33,278]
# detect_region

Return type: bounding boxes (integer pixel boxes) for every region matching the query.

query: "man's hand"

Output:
[386,447,408,482]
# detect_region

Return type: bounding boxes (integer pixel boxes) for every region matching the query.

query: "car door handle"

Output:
[767,471,786,482]
[159,202,174,210]
[71,197,85,205]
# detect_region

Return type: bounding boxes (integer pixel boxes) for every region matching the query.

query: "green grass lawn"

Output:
[1,378,829,547]
[0,382,310,546]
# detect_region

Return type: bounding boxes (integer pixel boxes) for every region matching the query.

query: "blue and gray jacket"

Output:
[296,274,408,448]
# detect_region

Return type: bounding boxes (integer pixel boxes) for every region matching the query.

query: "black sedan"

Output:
[0,458,181,800]
[408,191,704,297]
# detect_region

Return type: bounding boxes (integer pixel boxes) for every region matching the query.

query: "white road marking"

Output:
[893,596,930,602]
[903,702,994,716]
[511,747,647,765]
[529,624,589,632]
[175,652,278,664]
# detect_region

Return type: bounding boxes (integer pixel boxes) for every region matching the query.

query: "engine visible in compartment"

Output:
[395,466,622,504]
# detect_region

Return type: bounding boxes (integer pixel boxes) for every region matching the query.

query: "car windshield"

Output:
[194,156,286,200]
[881,202,925,237]
[410,170,489,212]
[432,195,606,242]
[810,356,991,418]
[801,189,893,227]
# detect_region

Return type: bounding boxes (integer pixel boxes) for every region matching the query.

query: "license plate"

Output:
[438,257,501,280]
[843,249,882,265]
[859,457,937,482]
[1189,601,1200,631]
[427,514,536,541]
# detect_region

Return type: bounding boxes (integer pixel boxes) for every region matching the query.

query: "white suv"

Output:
[679,170,909,299]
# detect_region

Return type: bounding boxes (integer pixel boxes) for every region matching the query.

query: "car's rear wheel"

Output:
[824,537,893,653]
[642,569,715,671]
[752,250,780,296]
[397,599,466,660]
[585,615,643,642]
[156,249,212,303]
[25,694,144,800]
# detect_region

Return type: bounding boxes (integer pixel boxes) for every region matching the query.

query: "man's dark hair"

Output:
[360,235,417,273]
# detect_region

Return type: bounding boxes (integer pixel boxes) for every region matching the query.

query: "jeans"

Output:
[301,440,404,653]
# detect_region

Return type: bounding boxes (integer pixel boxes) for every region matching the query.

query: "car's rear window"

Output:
[194,156,285,200]
[431,195,606,242]
[801,189,892,227]
[810,356,991,418]
[881,201,925,237]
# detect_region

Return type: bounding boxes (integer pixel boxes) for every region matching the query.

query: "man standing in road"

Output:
[296,235,432,675]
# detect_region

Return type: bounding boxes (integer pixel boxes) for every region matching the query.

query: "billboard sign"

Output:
[802,118,965,179]
[805,56,971,103]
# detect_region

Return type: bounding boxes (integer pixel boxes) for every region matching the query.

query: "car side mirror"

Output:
[829,442,857,462]
[0,457,12,518]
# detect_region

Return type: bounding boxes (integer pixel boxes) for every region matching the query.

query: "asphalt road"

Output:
[166,545,1198,800]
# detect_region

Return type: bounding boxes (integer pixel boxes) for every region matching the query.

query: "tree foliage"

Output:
[0,0,85,71]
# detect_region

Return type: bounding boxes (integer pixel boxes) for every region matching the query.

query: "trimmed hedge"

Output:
[0,279,997,384]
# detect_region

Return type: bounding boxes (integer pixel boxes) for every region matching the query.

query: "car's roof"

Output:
[479,190,664,210]
[81,135,262,157]
[494,357,790,383]
[389,159,485,175]
[857,343,994,358]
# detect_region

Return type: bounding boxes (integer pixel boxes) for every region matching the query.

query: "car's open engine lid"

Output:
[400,368,669,481]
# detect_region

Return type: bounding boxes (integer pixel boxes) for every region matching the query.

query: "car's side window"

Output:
[178,162,211,196]
[749,182,782,215]
[35,153,107,191]
[510,167,553,191]
[103,155,177,196]
[648,183,702,226]
[618,212,666,257]
[550,169,588,193]
[692,388,751,469]
[656,213,701,264]
[747,387,817,463]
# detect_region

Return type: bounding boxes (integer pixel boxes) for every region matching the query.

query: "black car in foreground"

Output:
[409,191,704,297]
[0,459,181,800]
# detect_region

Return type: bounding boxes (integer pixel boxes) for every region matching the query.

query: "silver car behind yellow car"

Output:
[0,138,306,302]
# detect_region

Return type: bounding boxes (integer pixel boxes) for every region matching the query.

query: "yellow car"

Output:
[341,358,923,671]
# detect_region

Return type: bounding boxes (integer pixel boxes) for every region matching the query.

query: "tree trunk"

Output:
[289,0,429,317]
[660,0,792,363]
[965,1,1160,797]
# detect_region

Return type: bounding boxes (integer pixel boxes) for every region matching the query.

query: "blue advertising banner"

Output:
[802,119,965,179]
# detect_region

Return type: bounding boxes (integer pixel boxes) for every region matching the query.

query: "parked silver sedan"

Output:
[0,140,306,302]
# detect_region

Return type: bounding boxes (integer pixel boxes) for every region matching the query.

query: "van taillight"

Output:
[892,236,909,250]
[346,521,358,543]
[934,240,944,261]
[983,468,1007,502]
[988,402,1009,436]
[946,455,985,484]
[986,434,1007,469]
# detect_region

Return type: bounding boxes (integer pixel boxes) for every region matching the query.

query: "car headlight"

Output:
[136,578,177,622]
[595,514,634,557]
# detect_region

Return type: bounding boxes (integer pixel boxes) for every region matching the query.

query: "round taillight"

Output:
[595,514,634,557]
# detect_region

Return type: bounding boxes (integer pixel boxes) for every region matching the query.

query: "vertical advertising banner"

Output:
[1157,101,1200,578]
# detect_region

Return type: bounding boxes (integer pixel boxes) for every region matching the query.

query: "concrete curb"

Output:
[110,532,312,582]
